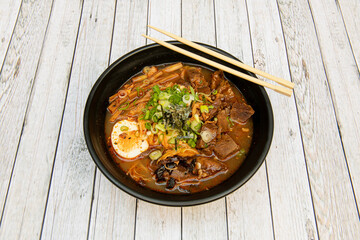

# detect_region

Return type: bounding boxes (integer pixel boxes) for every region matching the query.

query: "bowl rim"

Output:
[83,41,274,207]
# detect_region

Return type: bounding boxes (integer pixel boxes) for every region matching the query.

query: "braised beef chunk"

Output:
[195,157,227,178]
[197,86,211,95]
[201,104,218,121]
[187,67,208,89]
[159,158,196,183]
[196,138,207,149]
[196,137,215,156]
[230,102,254,123]
[170,169,194,182]
[212,97,222,108]
[166,155,187,163]
[207,107,218,121]
[200,145,215,156]
[196,157,227,173]
[201,97,221,121]
[169,160,199,183]
[217,80,236,104]
[211,70,223,90]
[157,155,227,185]
[228,123,250,146]
[214,134,240,159]
[181,159,196,173]
[217,110,231,132]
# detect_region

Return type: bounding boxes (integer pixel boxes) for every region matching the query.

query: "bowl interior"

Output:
[84,41,273,206]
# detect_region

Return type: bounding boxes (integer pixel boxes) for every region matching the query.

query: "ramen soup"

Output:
[105,63,254,193]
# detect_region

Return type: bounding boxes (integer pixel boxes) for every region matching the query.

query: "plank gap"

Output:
[133,199,138,240]
[264,161,276,240]
[107,0,118,66]
[86,169,98,240]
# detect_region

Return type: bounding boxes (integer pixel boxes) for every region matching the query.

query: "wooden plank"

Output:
[308,0,360,212]
[0,0,22,67]
[338,0,360,71]
[183,199,227,240]
[0,0,53,220]
[181,1,227,239]
[108,0,149,65]
[214,0,254,67]
[226,168,273,240]
[134,1,182,239]
[147,0,181,41]
[88,174,136,240]
[0,0,83,238]
[136,202,181,240]
[182,0,216,45]
[40,0,116,239]
[87,1,148,239]
[246,0,319,239]
[214,0,274,239]
[277,0,360,238]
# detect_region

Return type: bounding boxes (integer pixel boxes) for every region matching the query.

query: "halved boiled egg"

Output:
[111,120,149,159]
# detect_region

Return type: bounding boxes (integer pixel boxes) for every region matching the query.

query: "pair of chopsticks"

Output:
[142,25,294,97]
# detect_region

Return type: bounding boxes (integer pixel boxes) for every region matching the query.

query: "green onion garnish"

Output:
[120,126,129,131]
[200,105,209,113]
[144,110,150,120]
[227,116,234,127]
[149,150,162,161]
[190,86,195,95]
[118,102,130,111]
[155,123,166,132]
[152,85,160,94]
[145,122,151,130]
[168,137,176,144]
[187,139,196,148]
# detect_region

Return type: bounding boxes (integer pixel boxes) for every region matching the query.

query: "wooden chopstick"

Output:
[142,34,293,97]
[148,25,295,90]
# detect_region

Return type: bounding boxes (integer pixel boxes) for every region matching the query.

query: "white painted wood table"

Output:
[0,0,359,239]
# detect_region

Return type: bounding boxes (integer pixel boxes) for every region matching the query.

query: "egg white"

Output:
[111,120,149,159]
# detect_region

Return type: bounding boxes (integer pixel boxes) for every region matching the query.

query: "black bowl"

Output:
[84,41,273,206]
